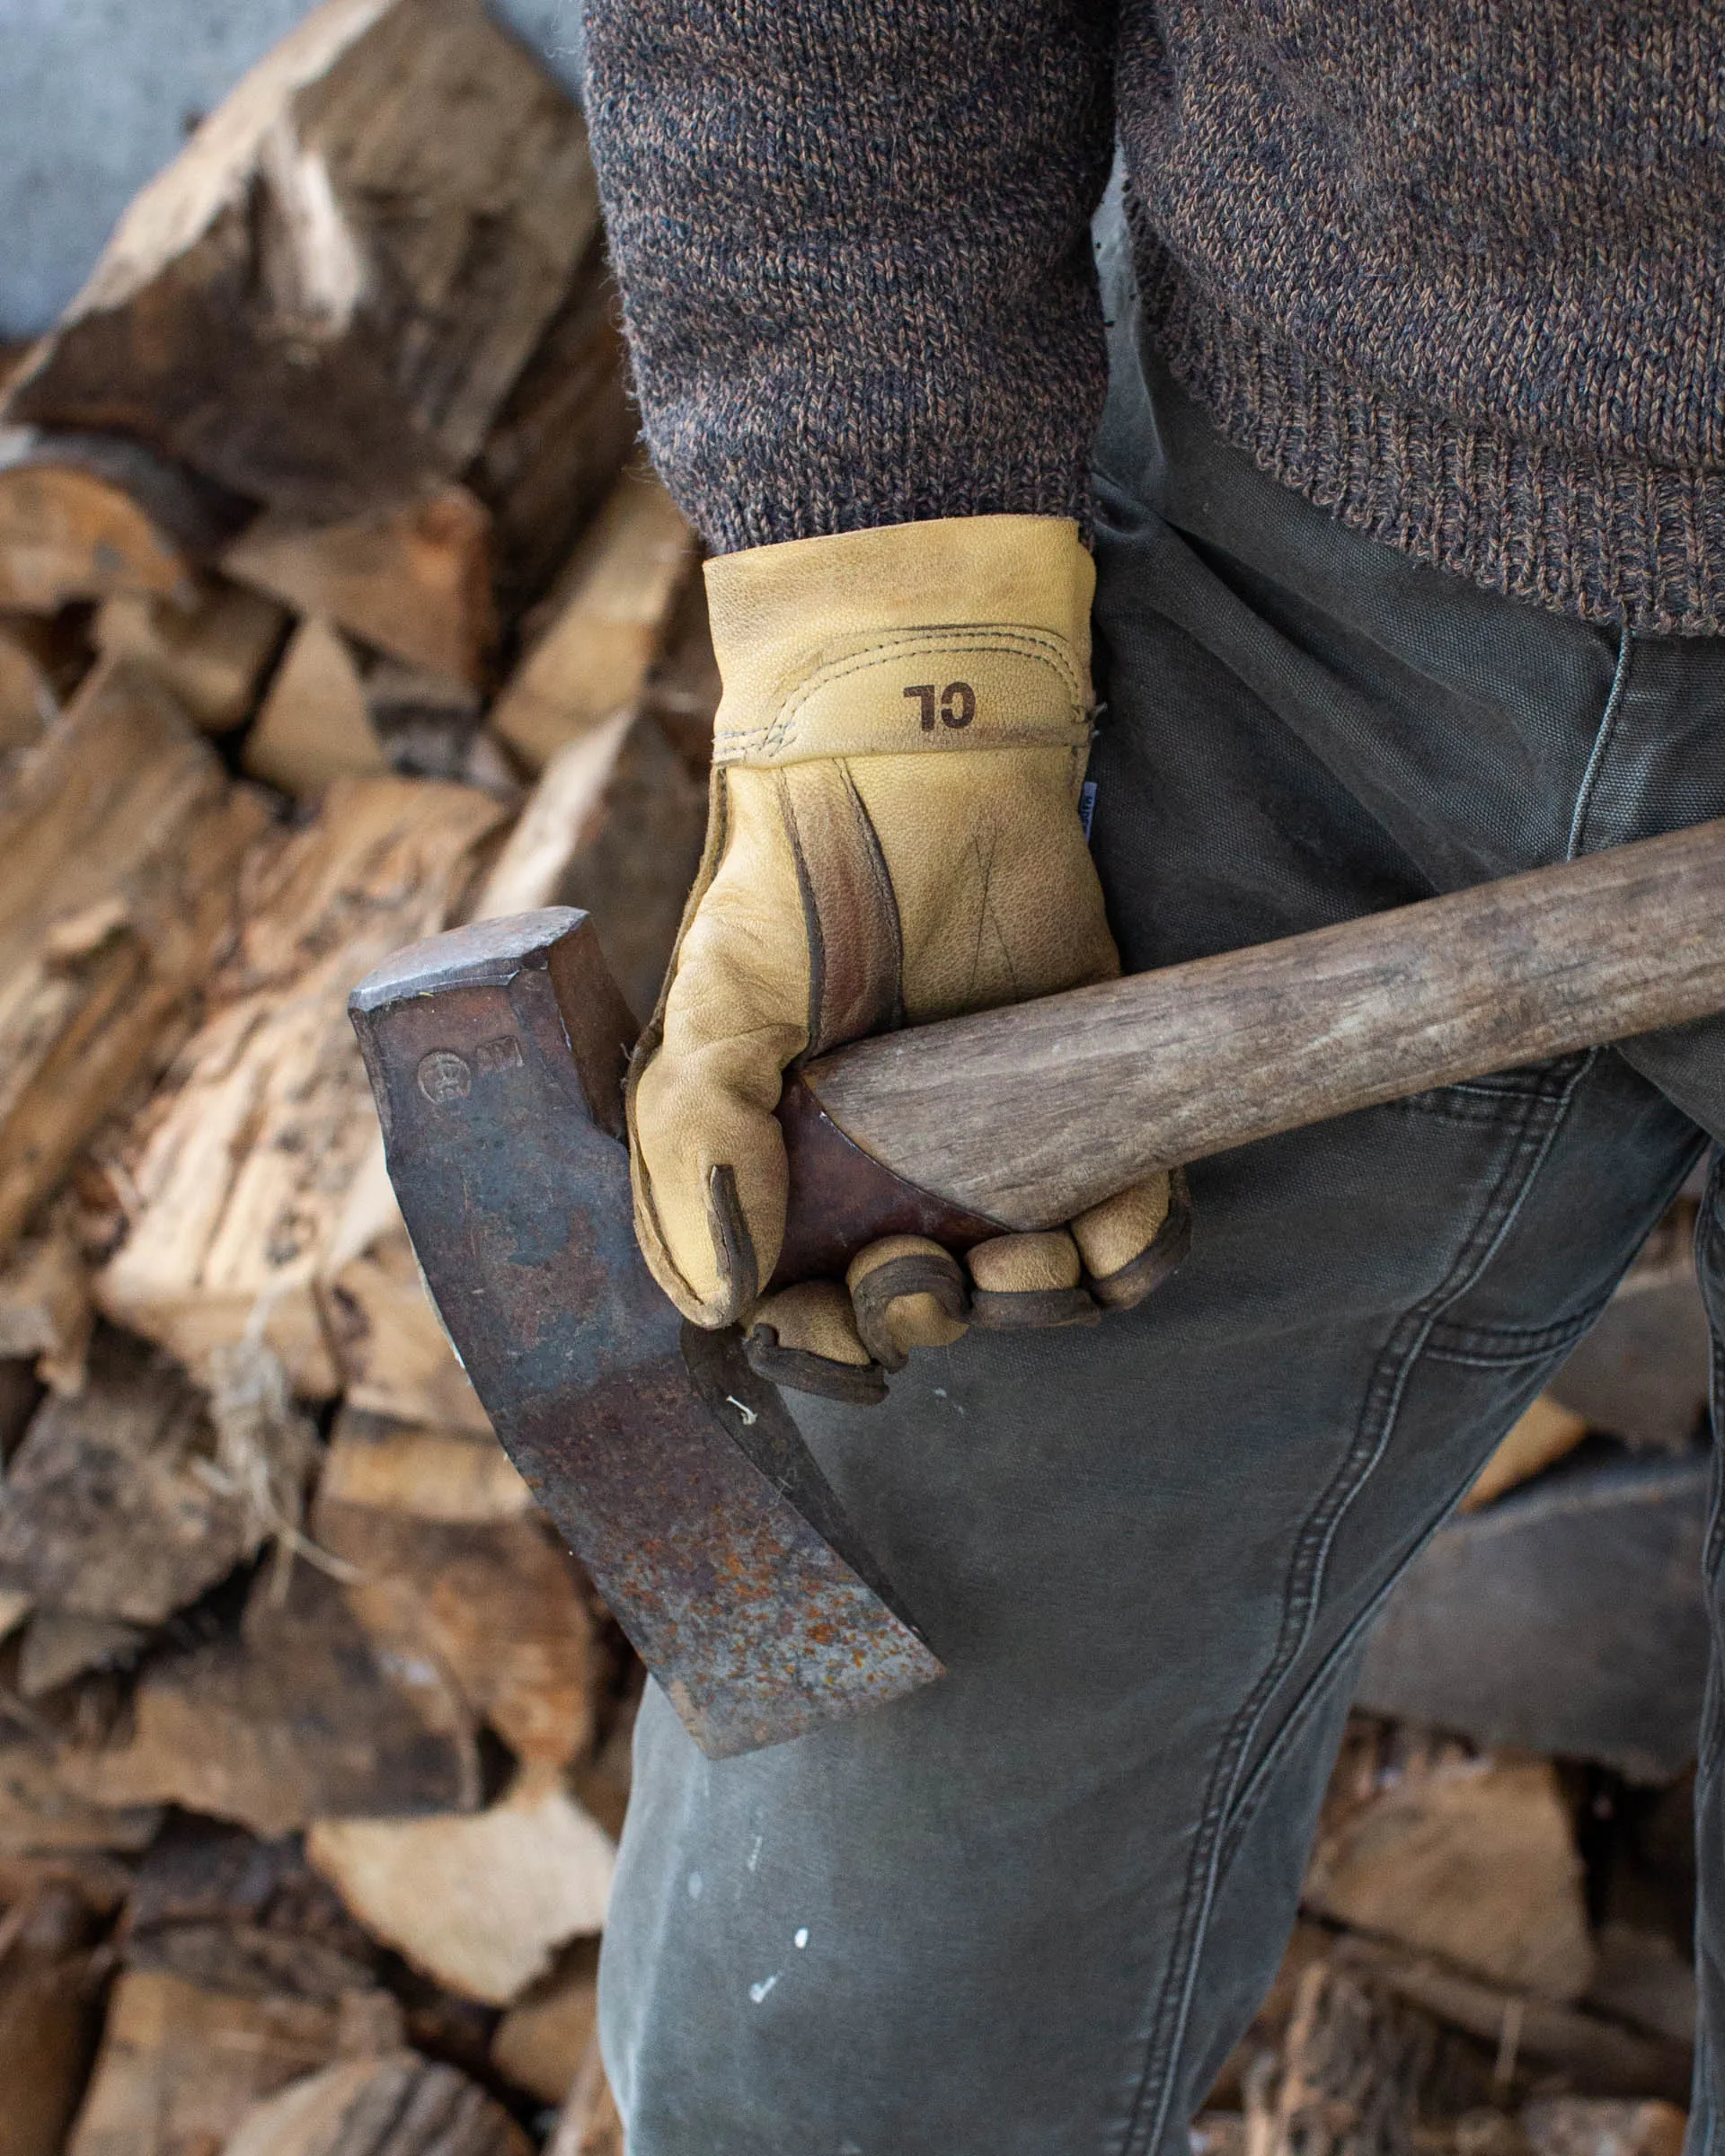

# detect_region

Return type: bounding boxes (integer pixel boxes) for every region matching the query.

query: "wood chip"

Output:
[221,2053,532,2156]
[489,468,695,774]
[226,485,494,688]
[4,0,601,521]
[1305,1752,1594,2001]
[0,657,266,1259]
[308,1778,615,2006]
[95,775,505,1395]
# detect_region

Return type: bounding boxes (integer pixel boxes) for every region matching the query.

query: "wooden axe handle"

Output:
[792,816,1725,1237]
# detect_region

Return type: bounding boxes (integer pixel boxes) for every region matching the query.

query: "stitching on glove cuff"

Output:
[715,624,1089,767]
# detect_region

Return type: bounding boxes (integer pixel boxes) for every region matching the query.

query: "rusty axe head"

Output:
[349,910,942,1761]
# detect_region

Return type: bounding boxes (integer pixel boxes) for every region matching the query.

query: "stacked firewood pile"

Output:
[0,3,1712,2152]
[0,1,707,2147]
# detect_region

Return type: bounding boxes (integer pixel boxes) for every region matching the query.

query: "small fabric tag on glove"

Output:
[1080,779,1099,840]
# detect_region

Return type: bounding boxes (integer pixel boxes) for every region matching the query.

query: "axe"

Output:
[349,815,1725,1760]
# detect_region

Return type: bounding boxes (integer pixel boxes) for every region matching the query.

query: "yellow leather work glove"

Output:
[626,515,1189,1401]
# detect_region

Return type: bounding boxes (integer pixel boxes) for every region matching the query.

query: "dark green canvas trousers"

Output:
[599,228,1725,2156]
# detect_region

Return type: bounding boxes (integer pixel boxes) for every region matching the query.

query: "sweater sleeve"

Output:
[580,0,1119,554]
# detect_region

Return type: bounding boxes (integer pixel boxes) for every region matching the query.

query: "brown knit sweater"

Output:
[582,3,1725,636]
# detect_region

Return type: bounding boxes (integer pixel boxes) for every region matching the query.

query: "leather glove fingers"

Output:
[743,1171,1190,1401]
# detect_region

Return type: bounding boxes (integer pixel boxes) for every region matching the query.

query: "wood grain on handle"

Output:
[800,817,1725,1233]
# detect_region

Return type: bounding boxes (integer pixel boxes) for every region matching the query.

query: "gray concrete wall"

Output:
[0,0,585,338]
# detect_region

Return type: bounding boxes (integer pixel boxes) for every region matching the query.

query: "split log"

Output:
[316,1409,531,1524]
[1586,1924,1697,2047]
[0,1329,259,1626]
[225,485,494,689]
[94,581,288,734]
[468,239,634,625]
[15,1614,146,1700]
[0,1886,103,2156]
[638,564,721,776]
[476,710,706,1022]
[221,2054,533,2156]
[0,1727,161,1858]
[1522,2100,1687,2156]
[0,431,239,612]
[568,1700,637,1848]
[491,1942,597,2107]
[0,1852,131,1919]
[0,657,267,1256]
[1331,1936,1694,2104]
[1304,1749,1593,2001]
[0,1199,93,1393]
[321,1146,491,1436]
[308,1777,615,2007]
[59,1560,480,1839]
[94,775,506,1394]
[121,1815,383,2009]
[1462,1396,1588,1513]
[547,2042,624,2156]
[66,1969,391,2156]
[242,620,387,799]
[0,621,60,754]
[1549,1236,1711,1453]
[362,662,485,786]
[312,1475,598,1774]
[1240,1958,1485,2156]
[4,0,601,521]
[1357,1451,1710,1782]
[323,717,703,1421]
[488,469,695,773]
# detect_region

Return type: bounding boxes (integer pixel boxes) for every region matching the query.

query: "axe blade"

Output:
[349,910,943,1760]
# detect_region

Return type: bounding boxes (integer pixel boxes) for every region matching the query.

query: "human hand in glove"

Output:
[627,515,1189,1401]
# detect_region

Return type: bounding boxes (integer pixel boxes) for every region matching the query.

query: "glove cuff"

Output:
[706,515,1094,769]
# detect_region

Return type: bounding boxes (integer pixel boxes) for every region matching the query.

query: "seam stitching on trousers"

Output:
[1215,1555,1420,1878]
[1118,1056,1594,2156]
[1566,624,1634,861]
[1388,1065,1590,1126]
[1695,1153,1725,1798]
[1424,1296,1611,1362]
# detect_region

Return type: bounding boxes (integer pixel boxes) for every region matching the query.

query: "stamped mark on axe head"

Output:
[349,909,944,1760]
